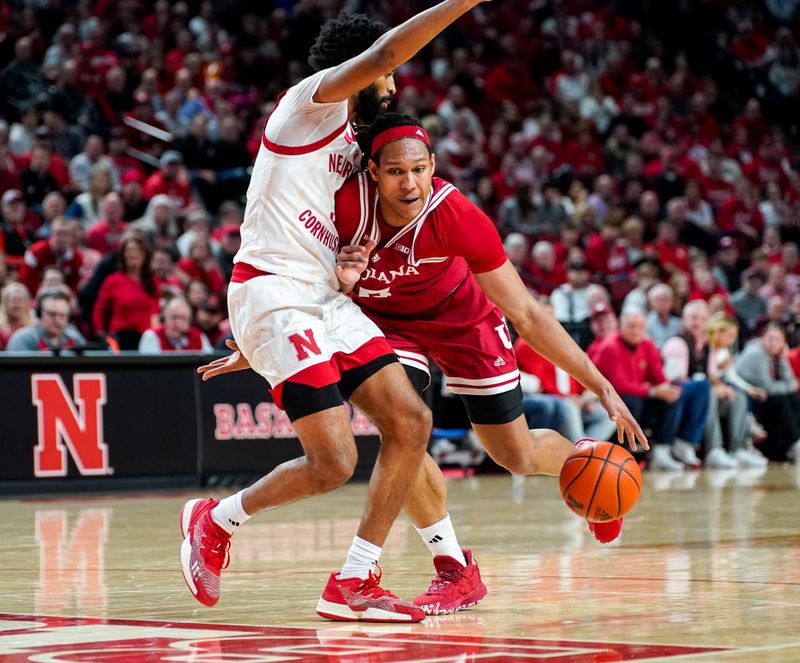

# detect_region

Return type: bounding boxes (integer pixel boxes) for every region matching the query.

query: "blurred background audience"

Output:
[0,0,799,468]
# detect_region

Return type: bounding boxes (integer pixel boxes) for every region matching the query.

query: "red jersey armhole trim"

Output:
[262,119,349,156]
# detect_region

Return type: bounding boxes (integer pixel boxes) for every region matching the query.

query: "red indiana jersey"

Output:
[334,174,507,316]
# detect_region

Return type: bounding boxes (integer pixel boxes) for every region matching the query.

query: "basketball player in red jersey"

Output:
[181,4,493,624]
[201,114,648,616]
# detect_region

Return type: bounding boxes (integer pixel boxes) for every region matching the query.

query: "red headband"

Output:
[371,125,431,157]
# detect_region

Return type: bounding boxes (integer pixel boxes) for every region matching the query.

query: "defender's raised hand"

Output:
[336,240,377,293]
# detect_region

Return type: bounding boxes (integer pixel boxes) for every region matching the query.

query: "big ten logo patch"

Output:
[31,374,110,478]
[213,402,378,441]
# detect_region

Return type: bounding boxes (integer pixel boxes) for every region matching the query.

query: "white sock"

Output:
[211,490,251,535]
[338,536,382,580]
[416,514,466,566]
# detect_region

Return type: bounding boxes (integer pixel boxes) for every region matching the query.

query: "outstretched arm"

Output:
[474,261,649,451]
[197,339,251,380]
[315,0,490,103]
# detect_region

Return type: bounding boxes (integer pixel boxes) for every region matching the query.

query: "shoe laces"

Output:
[201,531,231,571]
[426,565,466,594]
[353,565,393,599]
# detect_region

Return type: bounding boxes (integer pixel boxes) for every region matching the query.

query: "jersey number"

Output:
[357,286,391,298]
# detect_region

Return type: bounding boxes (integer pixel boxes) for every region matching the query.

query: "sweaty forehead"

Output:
[379,138,430,164]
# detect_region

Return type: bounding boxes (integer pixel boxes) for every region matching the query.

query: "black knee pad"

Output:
[281,381,343,422]
[460,384,525,425]
[338,353,398,401]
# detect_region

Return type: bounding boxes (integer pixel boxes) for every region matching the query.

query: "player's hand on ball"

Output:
[336,240,377,291]
[197,339,251,380]
[599,387,649,452]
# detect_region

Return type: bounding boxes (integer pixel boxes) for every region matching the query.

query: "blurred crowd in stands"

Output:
[0,0,799,467]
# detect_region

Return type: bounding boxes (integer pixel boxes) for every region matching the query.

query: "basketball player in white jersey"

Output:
[179,2,492,623]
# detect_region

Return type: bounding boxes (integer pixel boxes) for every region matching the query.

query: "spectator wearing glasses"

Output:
[5,289,85,352]
[138,296,211,353]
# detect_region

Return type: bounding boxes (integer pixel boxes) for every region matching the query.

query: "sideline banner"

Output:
[197,369,381,480]
[1,361,197,482]
[0,356,381,488]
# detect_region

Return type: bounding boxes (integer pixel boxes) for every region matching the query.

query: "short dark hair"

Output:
[764,321,787,337]
[364,112,432,164]
[308,14,388,72]
[38,288,70,310]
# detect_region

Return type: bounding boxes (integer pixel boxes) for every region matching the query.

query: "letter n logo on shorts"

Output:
[287,329,322,361]
[31,374,109,478]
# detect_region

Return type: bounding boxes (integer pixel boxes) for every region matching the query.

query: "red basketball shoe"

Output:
[180,498,231,607]
[588,517,623,544]
[316,567,425,622]
[412,549,487,615]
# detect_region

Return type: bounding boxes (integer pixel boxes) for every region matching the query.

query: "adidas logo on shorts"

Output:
[493,357,506,367]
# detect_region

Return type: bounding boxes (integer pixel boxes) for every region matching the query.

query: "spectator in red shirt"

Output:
[648,219,690,275]
[585,215,630,278]
[586,302,619,361]
[717,179,764,247]
[732,25,775,70]
[138,296,211,354]
[490,153,520,205]
[689,267,734,315]
[19,217,83,294]
[523,240,566,296]
[743,138,788,190]
[92,235,160,350]
[732,98,772,149]
[592,308,709,470]
[86,193,127,255]
[143,150,192,210]
[176,234,226,297]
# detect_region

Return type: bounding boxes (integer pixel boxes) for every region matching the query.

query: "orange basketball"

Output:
[559,441,642,522]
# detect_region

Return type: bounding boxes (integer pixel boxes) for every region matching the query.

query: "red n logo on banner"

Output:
[287,329,322,361]
[32,374,110,478]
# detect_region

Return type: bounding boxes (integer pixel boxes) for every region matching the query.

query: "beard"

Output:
[354,84,391,128]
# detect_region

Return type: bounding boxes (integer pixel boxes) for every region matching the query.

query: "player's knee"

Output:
[378,394,431,442]
[308,447,357,492]
[494,446,535,476]
[397,398,433,448]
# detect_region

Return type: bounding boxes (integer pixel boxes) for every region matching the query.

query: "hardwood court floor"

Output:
[1,466,799,661]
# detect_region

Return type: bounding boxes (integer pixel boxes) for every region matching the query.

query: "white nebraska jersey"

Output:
[234,69,360,289]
